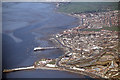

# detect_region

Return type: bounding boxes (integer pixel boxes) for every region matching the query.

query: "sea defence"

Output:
[3,65,101,78]
[34,47,60,51]
[3,66,35,73]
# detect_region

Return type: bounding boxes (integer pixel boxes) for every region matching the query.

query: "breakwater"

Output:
[34,47,60,51]
[3,66,35,73]
[3,65,102,78]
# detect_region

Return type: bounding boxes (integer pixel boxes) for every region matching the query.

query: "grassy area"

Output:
[57,2,119,13]
[83,28,101,31]
[102,26,120,31]
[83,26,120,31]
[48,60,56,64]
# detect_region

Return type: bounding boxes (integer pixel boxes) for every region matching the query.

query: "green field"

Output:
[83,26,120,31]
[57,2,119,13]
[102,26,120,31]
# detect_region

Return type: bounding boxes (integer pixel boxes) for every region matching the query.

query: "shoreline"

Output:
[3,3,119,79]
[3,65,102,78]
[49,4,119,78]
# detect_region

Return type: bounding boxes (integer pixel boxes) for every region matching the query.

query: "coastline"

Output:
[3,3,119,79]
[3,3,87,78]
[3,65,102,78]
[49,4,119,78]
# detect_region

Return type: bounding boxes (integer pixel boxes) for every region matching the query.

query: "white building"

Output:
[72,67,85,71]
[46,64,56,67]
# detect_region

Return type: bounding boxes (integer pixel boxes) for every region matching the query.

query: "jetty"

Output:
[34,47,59,51]
[3,66,34,73]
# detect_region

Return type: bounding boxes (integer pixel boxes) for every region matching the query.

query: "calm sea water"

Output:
[2,2,90,78]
